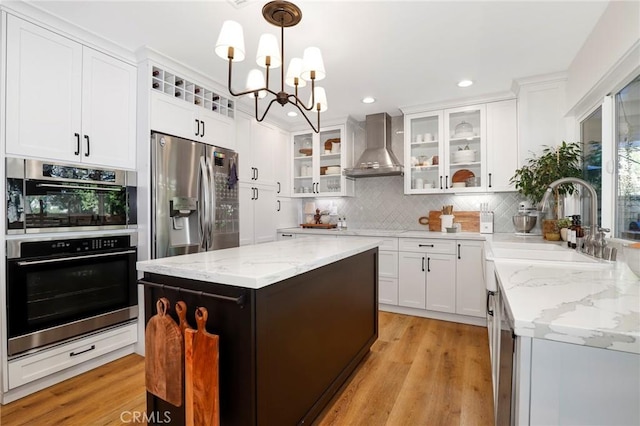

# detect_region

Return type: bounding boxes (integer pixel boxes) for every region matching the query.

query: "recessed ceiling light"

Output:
[287,111,298,117]
[457,80,473,88]
[362,97,376,104]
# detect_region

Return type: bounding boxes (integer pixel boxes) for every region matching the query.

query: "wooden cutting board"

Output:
[427,210,480,232]
[185,307,220,426]
[145,298,183,407]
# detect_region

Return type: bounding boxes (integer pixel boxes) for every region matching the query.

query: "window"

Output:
[615,75,640,240]
[581,107,602,228]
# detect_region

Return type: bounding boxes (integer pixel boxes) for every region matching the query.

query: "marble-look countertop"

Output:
[137,237,380,289]
[277,227,485,240]
[490,242,640,354]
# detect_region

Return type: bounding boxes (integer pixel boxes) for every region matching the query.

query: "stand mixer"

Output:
[514,201,542,235]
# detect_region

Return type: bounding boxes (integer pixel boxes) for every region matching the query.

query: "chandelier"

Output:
[215,1,327,133]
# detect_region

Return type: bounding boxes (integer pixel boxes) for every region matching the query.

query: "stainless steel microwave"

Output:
[6,158,137,234]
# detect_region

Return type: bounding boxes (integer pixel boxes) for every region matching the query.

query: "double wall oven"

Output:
[5,158,138,357]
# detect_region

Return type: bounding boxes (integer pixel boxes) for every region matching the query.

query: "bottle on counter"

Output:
[573,215,583,250]
[568,216,576,248]
[337,217,343,229]
[342,216,348,230]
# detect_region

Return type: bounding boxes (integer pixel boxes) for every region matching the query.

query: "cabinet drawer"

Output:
[399,238,456,254]
[379,278,398,305]
[8,322,137,389]
[335,235,398,251]
[379,250,398,278]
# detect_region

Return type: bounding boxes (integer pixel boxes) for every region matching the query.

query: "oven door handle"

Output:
[16,250,136,266]
[36,183,122,192]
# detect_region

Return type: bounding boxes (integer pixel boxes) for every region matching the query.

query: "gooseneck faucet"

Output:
[540,177,607,257]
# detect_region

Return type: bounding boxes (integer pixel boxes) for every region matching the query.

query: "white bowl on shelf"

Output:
[326,166,341,175]
[451,182,466,188]
[452,150,476,163]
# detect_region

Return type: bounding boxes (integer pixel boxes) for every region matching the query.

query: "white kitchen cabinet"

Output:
[235,111,278,185]
[274,129,292,196]
[6,15,136,169]
[404,100,516,194]
[455,240,485,317]
[486,99,518,191]
[239,182,276,246]
[291,122,355,197]
[398,238,458,312]
[149,66,235,150]
[275,197,298,230]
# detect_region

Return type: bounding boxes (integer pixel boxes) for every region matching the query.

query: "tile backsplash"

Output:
[298,175,524,233]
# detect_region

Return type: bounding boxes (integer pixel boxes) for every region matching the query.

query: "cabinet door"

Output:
[425,253,456,313]
[404,111,443,193]
[150,91,197,141]
[81,47,136,169]
[274,130,292,196]
[398,252,426,309]
[251,122,276,185]
[455,241,485,317]
[253,184,276,244]
[199,108,235,151]
[379,278,399,305]
[6,15,82,161]
[275,197,298,229]
[444,104,487,192]
[238,182,255,246]
[316,126,343,196]
[235,112,253,182]
[291,131,315,197]
[486,99,518,192]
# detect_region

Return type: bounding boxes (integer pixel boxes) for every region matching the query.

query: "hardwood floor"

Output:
[1,312,493,426]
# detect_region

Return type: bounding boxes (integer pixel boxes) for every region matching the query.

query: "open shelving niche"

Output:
[151,66,235,119]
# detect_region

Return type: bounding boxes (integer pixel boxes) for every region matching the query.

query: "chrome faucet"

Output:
[540,177,605,257]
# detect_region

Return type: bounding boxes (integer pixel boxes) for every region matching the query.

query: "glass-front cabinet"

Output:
[291,125,354,197]
[404,105,487,194]
[444,105,486,192]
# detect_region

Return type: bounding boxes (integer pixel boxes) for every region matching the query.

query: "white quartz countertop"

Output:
[487,237,640,354]
[277,227,485,240]
[137,237,380,289]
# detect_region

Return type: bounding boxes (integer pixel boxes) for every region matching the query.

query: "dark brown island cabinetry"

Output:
[141,248,378,425]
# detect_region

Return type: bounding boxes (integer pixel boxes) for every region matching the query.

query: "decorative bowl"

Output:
[326,166,341,175]
[452,150,476,163]
[512,215,537,233]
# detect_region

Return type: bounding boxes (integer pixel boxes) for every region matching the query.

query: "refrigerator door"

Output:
[206,146,240,250]
[151,132,205,259]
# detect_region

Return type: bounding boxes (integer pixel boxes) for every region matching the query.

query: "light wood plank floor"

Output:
[1,312,493,426]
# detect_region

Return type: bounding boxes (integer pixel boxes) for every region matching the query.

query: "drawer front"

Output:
[334,235,399,251]
[8,322,137,389]
[277,232,296,240]
[399,238,456,254]
[379,278,398,305]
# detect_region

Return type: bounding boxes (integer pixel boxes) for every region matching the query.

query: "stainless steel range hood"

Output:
[343,113,403,177]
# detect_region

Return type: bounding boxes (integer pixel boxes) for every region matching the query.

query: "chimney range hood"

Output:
[343,113,403,178]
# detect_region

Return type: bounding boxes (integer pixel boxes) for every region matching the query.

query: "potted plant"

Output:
[557,217,573,241]
[510,141,583,218]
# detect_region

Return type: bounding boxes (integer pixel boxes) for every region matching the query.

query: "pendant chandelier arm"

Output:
[226,58,279,98]
[255,96,280,123]
[288,99,320,133]
[294,77,317,112]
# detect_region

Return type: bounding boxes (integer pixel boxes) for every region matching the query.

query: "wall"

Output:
[566,0,640,113]
[303,178,522,233]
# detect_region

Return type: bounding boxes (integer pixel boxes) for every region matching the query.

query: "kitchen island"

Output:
[136,237,380,426]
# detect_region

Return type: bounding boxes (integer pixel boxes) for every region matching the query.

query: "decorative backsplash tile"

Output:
[299,176,524,233]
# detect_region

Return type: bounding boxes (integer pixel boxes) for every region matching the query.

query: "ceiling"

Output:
[18,0,609,128]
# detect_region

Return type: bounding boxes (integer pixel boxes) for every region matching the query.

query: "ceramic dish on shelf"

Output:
[452,169,475,183]
[451,150,476,163]
[298,148,312,156]
[326,166,341,175]
[451,182,466,188]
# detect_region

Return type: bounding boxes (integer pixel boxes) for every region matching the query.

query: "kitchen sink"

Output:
[490,241,567,251]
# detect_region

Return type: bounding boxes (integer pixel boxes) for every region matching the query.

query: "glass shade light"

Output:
[285,58,307,88]
[256,33,281,68]
[300,47,326,81]
[309,87,328,112]
[246,69,267,99]
[215,20,246,62]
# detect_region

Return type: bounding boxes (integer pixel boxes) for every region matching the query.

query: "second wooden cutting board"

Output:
[427,210,480,232]
[185,307,220,426]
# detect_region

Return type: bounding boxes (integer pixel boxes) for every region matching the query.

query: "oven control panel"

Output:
[19,235,132,258]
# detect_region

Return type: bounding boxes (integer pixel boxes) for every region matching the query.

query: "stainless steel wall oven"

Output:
[6,158,137,234]
[6,234,138,357]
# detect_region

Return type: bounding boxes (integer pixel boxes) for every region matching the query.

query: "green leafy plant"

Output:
[556,217,572,229]
[510,141,583,215]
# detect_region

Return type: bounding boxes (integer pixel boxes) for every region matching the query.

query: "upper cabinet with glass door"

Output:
[404,111,443,193]
[291,124,354,197]
[444,105,486,192]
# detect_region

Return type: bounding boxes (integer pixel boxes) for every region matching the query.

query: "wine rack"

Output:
[151,66,234,119]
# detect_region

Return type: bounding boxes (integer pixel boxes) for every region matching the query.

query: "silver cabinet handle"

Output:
[17,250,136,266]
[36,183,122,192]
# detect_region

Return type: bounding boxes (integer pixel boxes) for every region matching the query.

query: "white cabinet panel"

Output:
[239,182,276,246]
[486,99,518,192]
[398,251,426,309]
[379,250,398,278]
[425,253,456,313]
[6,15,82,161]
[455,240,485,317]
[6,15,136,169]
[398,238,456,254]
[379,277,399,305]
[275,197,298,229]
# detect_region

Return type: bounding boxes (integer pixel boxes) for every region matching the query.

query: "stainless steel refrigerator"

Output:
[151,132,239,259]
